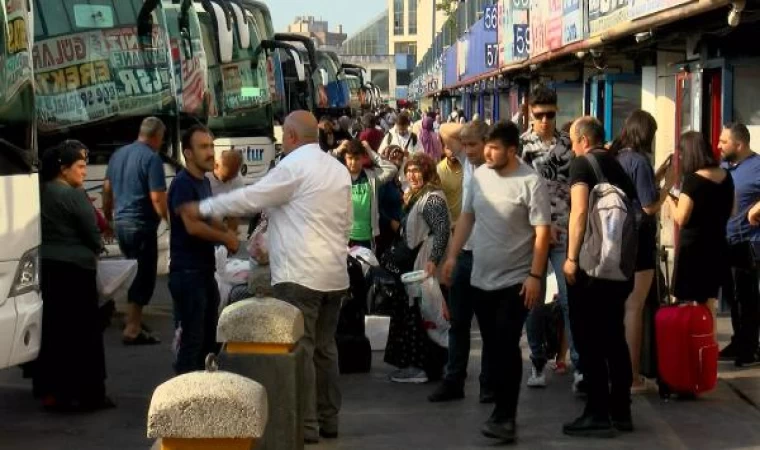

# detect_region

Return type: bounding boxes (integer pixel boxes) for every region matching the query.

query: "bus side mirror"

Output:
[319,68,328,87]
[179,0,194,59]
[210,1,233,63]
[228,1,250,50]
[137,0,160,49]
[291,51,306,82]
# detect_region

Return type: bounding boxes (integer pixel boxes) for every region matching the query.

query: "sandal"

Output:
[123,330,160,346]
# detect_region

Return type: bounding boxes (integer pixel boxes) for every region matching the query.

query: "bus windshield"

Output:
[198,5,272,138]
[0,0,35,175]
[32,0,174,162]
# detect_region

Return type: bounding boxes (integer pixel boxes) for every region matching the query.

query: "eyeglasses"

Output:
[533,112,557,121]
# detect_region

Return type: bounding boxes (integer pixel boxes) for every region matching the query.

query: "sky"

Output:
[269,0,388,36]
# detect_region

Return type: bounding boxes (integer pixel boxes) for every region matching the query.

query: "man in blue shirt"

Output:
[168,125,239,374]
[103,117,168,345]
[720,123,760,367]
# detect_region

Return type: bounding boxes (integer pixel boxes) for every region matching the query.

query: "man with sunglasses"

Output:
[519,86,578,391]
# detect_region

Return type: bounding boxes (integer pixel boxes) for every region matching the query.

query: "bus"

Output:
[193,0,276,185]
[32,0,178,272]
[0,0,42,370]
[317,49,350,117]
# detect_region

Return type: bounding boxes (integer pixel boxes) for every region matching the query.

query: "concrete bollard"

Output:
[147,361,268,450]
[217,298,306,450]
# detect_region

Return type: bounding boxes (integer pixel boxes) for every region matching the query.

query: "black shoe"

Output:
[319,429,338,439]
[481,418,516,443]
[719,342,738,361]
[479,387,495,404]
[611,414,634,433]
[735,350,760,368]
[428,383,464,403]
[562,415,616,438]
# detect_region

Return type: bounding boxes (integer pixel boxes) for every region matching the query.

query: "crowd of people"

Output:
[30,87,760,445]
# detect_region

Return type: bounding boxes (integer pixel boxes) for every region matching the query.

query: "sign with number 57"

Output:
[484,43,499,68]
[483,5,499,31]
[513,24,531,59]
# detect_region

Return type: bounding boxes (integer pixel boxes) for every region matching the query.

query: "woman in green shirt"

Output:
[34,140,112,412]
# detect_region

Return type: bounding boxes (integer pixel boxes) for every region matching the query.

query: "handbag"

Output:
[381,233,423,275]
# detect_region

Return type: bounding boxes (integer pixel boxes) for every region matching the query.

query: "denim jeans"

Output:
[526,243,579,371]
[568,271,632,419]
[472,284,529,420]
[727,242,760,359]
[443,251,491,390]
[115,221,158,307]
[169,269,220,375]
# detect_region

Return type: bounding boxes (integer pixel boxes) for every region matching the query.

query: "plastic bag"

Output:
[349,246,379,276]
[97,259,138,302]
[419,277,450,348]
[247,216,269,265]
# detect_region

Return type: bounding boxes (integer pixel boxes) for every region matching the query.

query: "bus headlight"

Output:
[10,247,40,297]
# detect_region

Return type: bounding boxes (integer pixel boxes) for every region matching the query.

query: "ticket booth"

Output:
[586,74,642,142]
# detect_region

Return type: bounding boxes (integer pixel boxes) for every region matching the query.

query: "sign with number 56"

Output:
[483,5,499,31]
[513,24,531,59]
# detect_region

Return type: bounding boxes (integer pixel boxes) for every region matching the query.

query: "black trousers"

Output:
[727,242,760,359]
[472,284,528,420]
[568,271,633,419]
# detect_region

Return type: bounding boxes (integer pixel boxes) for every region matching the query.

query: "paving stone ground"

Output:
[1,277,759,449]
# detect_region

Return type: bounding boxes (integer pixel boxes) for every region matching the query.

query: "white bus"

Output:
[0,0,42,370]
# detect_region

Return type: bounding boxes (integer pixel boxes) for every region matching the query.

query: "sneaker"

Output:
[562,414,616,438]
[481,417,517,443]
[611,415,634,433]
[390,367,428,384]
[527,365,547,388]
[428,383,464,402]
[573,371,587,395]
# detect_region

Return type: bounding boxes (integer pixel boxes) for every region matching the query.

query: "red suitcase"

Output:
[655,303,718,396]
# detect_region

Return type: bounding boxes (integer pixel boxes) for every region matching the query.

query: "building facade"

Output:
[287,16,347,50]
[411,0,760,275]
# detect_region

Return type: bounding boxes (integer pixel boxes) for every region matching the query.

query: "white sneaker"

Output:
[527,366,547,388]
[572,371,585,394]
[390,367,428,384]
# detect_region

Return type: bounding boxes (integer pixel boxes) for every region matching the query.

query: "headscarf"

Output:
[419,116,443,161]
[403,152,441,212]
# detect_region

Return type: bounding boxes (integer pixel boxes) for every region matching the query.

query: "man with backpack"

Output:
[562,117,638,438]
[378,112,422,155]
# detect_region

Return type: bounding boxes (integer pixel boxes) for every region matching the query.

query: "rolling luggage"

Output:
[336,255,372,374]
[655,302,718,397]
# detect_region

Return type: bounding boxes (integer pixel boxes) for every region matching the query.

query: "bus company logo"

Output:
[243,147,265,162]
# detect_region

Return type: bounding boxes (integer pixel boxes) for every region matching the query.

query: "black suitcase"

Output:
[336,255,372,373]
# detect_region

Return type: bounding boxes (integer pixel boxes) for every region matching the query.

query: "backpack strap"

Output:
[586,153,607,184]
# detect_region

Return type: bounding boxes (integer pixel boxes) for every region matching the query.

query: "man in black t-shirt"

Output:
[562,117,637,438]
[168,125,239,374]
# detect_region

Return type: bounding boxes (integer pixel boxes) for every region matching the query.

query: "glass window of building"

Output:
[408,0,417,35]
[341,11,389,56]
[394,42,416,57]
[394,0,404,35]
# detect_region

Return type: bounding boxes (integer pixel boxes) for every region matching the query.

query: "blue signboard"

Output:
[484,4,499,31]
[513,24,531,59]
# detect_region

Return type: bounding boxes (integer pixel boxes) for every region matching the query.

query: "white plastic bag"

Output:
[97,259,138,302]
[349,246,379,276]
[419,277,450,348]
[247,216,269,265]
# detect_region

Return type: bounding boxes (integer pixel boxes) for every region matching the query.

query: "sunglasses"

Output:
[533,112,557,121]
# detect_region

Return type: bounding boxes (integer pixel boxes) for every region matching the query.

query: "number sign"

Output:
[485,43,499,68]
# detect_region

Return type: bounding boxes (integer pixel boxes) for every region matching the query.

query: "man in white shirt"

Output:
[378,112,422,154]
[206,149,245,231]
[182,110,352,444]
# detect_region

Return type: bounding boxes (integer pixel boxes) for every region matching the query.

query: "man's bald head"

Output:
[283,111,319,153]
